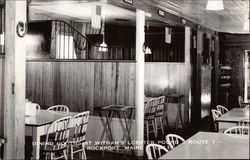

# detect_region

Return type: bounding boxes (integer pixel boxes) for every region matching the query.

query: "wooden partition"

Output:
[144,62,191,125]
[26,60,192,124]
[26,60,136,114]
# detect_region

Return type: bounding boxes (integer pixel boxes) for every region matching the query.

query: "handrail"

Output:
[28,20,135,60]
[37,20,132,49]
[52,20,101,49]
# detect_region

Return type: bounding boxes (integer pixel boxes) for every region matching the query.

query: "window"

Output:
[56,34,77,59]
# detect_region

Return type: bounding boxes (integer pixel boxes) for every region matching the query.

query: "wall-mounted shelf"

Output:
[218,65,233,106]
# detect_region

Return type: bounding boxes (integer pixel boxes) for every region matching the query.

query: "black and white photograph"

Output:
[0,0,249,159]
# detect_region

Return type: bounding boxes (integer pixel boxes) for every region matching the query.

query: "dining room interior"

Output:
[0,0,249,159]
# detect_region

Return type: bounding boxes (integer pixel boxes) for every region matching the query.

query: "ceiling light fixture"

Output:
[99,15,108,52]
[206,0,224,10]
[143,24,151,55]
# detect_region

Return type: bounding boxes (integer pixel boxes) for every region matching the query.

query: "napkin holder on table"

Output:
[25,102,37,116]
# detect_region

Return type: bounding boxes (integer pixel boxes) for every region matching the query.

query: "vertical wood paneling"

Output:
[26,59,190,125]
[144,27,191,125]
[201,66,212,118]
[144,63,191,124]
[26,61,136,115]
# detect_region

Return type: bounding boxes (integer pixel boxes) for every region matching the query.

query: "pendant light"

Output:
[99,15,108,52]
[143,23,151,55]
[206,0,224,10]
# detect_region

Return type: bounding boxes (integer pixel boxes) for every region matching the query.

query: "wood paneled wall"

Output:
[26,61,136,114]
[26,60,192,125]
[219,34,250,108]
[201,65,212,118]
[144,63,191,124]
[0,56,4,136]
[144,27,191,125]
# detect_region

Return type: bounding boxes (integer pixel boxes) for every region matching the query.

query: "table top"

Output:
[25,110,77,127]
[159,132,249,159]
[216,108,249,123]
[99,105,135,112]
[165,94,184,98]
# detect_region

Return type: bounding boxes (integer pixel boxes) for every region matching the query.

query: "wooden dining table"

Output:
[159,131,249,159]
[25,110,77,159]
[215,108,249,132]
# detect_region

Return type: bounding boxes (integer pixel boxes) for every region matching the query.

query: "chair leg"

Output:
[50,152,54,159]
[154,119,157,138]
[146,121,149,141]
[152,120,156,138]
[71,145,74,160]
[81,143,86,159]
[63,149,68,160]
[160,117,164,134]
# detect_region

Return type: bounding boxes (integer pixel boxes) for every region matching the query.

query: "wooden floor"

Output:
[24,116,214,160]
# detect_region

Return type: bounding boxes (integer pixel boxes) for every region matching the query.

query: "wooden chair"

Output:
[155,96,165,136]
[216,105,228,115]
[224,126,249,135]
[47,105,69,114]
[244,105,249,109]
[237,119,250,127]
[165,134,185,150]
[144,98,157,140]
[68,111,90,160]
[34,103,41,111]
[40,116,72,160]
[145,143,168,159]
[211,109,222,131]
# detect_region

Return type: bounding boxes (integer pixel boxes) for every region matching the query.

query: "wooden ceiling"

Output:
[28,0,249,33]
[151,0,249,34]
[28,1,136,24]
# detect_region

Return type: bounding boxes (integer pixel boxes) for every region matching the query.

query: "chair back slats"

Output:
[44,116,71,151]
[166,134,185,150]
[69,111,90,145]
[237,119,250,127]
[156,96,165,117]
[211,109,222,131]
[216,105,228,115]
[145,143,168,159]
[211,109,222,120]
[144,98,157,120]
[224,126,249,135]
[47,105,69,114]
